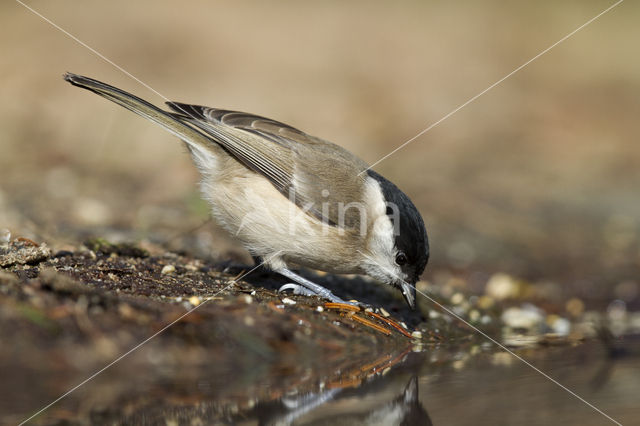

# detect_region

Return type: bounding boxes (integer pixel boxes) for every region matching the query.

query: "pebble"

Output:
[451,292,465,305]
[503,335,541,347]
[282,298,296,305]
[379,307,391,318]
[485,273,519,300]
[548,315,571,336]
[476,295,494,309]
[565,298,585,317]
[316,306,324,312]
[161,264,176,275]
[411,331,422,339]
[469,309,481,322]
[188,296,201,306]
[242,295,253,305]
[501,304,544,330]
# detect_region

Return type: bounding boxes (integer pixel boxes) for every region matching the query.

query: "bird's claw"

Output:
[278,283,318,297]
[279,282,359,306]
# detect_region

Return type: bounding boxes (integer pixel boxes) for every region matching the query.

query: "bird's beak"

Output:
[398,280,416,310]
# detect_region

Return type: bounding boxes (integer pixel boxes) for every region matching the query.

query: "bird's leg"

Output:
[277,268,353,305]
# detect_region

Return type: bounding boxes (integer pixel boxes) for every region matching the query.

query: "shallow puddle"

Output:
[10,336,638,425]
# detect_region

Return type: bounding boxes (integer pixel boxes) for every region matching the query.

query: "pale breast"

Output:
[200,159,366,274]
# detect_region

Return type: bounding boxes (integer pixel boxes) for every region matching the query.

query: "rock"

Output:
[485,273,519,300]
[501,304,545,330]
[0,239,51,267]
[161,265,176,275]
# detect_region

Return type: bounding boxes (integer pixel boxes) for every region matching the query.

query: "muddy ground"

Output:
[2,236,484,424]
[4,233,627,425]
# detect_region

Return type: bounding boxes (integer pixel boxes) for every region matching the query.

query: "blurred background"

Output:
[1,0,639,309]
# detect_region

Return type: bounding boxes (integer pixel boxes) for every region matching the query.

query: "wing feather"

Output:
[166,102,370,229]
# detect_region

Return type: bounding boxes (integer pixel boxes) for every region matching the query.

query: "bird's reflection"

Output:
[245,363,432,426]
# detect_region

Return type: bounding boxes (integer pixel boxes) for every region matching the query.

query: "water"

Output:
[12,336,639,425]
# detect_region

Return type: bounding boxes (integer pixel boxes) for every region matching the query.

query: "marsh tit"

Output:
[64,73,429,309]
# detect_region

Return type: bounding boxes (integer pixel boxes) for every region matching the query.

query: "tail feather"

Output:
[63,73,214,151]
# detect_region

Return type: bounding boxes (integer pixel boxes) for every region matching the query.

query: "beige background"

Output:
[1,0,638,303]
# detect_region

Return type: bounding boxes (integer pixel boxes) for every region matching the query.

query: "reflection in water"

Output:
[17,337,640,425]
[245,374,431,426]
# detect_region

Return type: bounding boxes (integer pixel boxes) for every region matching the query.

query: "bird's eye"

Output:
[395,252,408,266]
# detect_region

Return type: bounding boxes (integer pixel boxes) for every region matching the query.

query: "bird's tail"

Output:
[63,73,213,151]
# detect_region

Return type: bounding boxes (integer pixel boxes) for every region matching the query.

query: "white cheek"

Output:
[362,178,405,281]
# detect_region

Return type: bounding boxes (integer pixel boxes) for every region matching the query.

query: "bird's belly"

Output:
[200,169,363,274]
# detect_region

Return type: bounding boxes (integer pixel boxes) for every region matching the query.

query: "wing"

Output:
[167,102,370,229]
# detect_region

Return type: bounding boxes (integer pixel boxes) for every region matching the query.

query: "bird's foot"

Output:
[276,268,370,308]
[278,282,352,305]
[278,283,318,297]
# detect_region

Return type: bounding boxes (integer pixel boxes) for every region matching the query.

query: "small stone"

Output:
[242,294,253,304]
[469,309,481,322]
[501,305,544,330]
[452,360,466,370]
[0,239,51,267]
[379,307,391,318]
[400,322,408,329]
[503,334,540,347]
[485,273,519,300]
[161,264,176,275]
[316,306,324,312]
[411,331,422,339]
[188,296,201,306]
[477,295,494,309]
[282,297,296,305]
[451,292,465,305]
[547,315,571,336]
[565,297,584,318]
[250,290,256,296]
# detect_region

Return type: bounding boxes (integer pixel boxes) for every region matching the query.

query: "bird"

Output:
[63,73,429,309]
